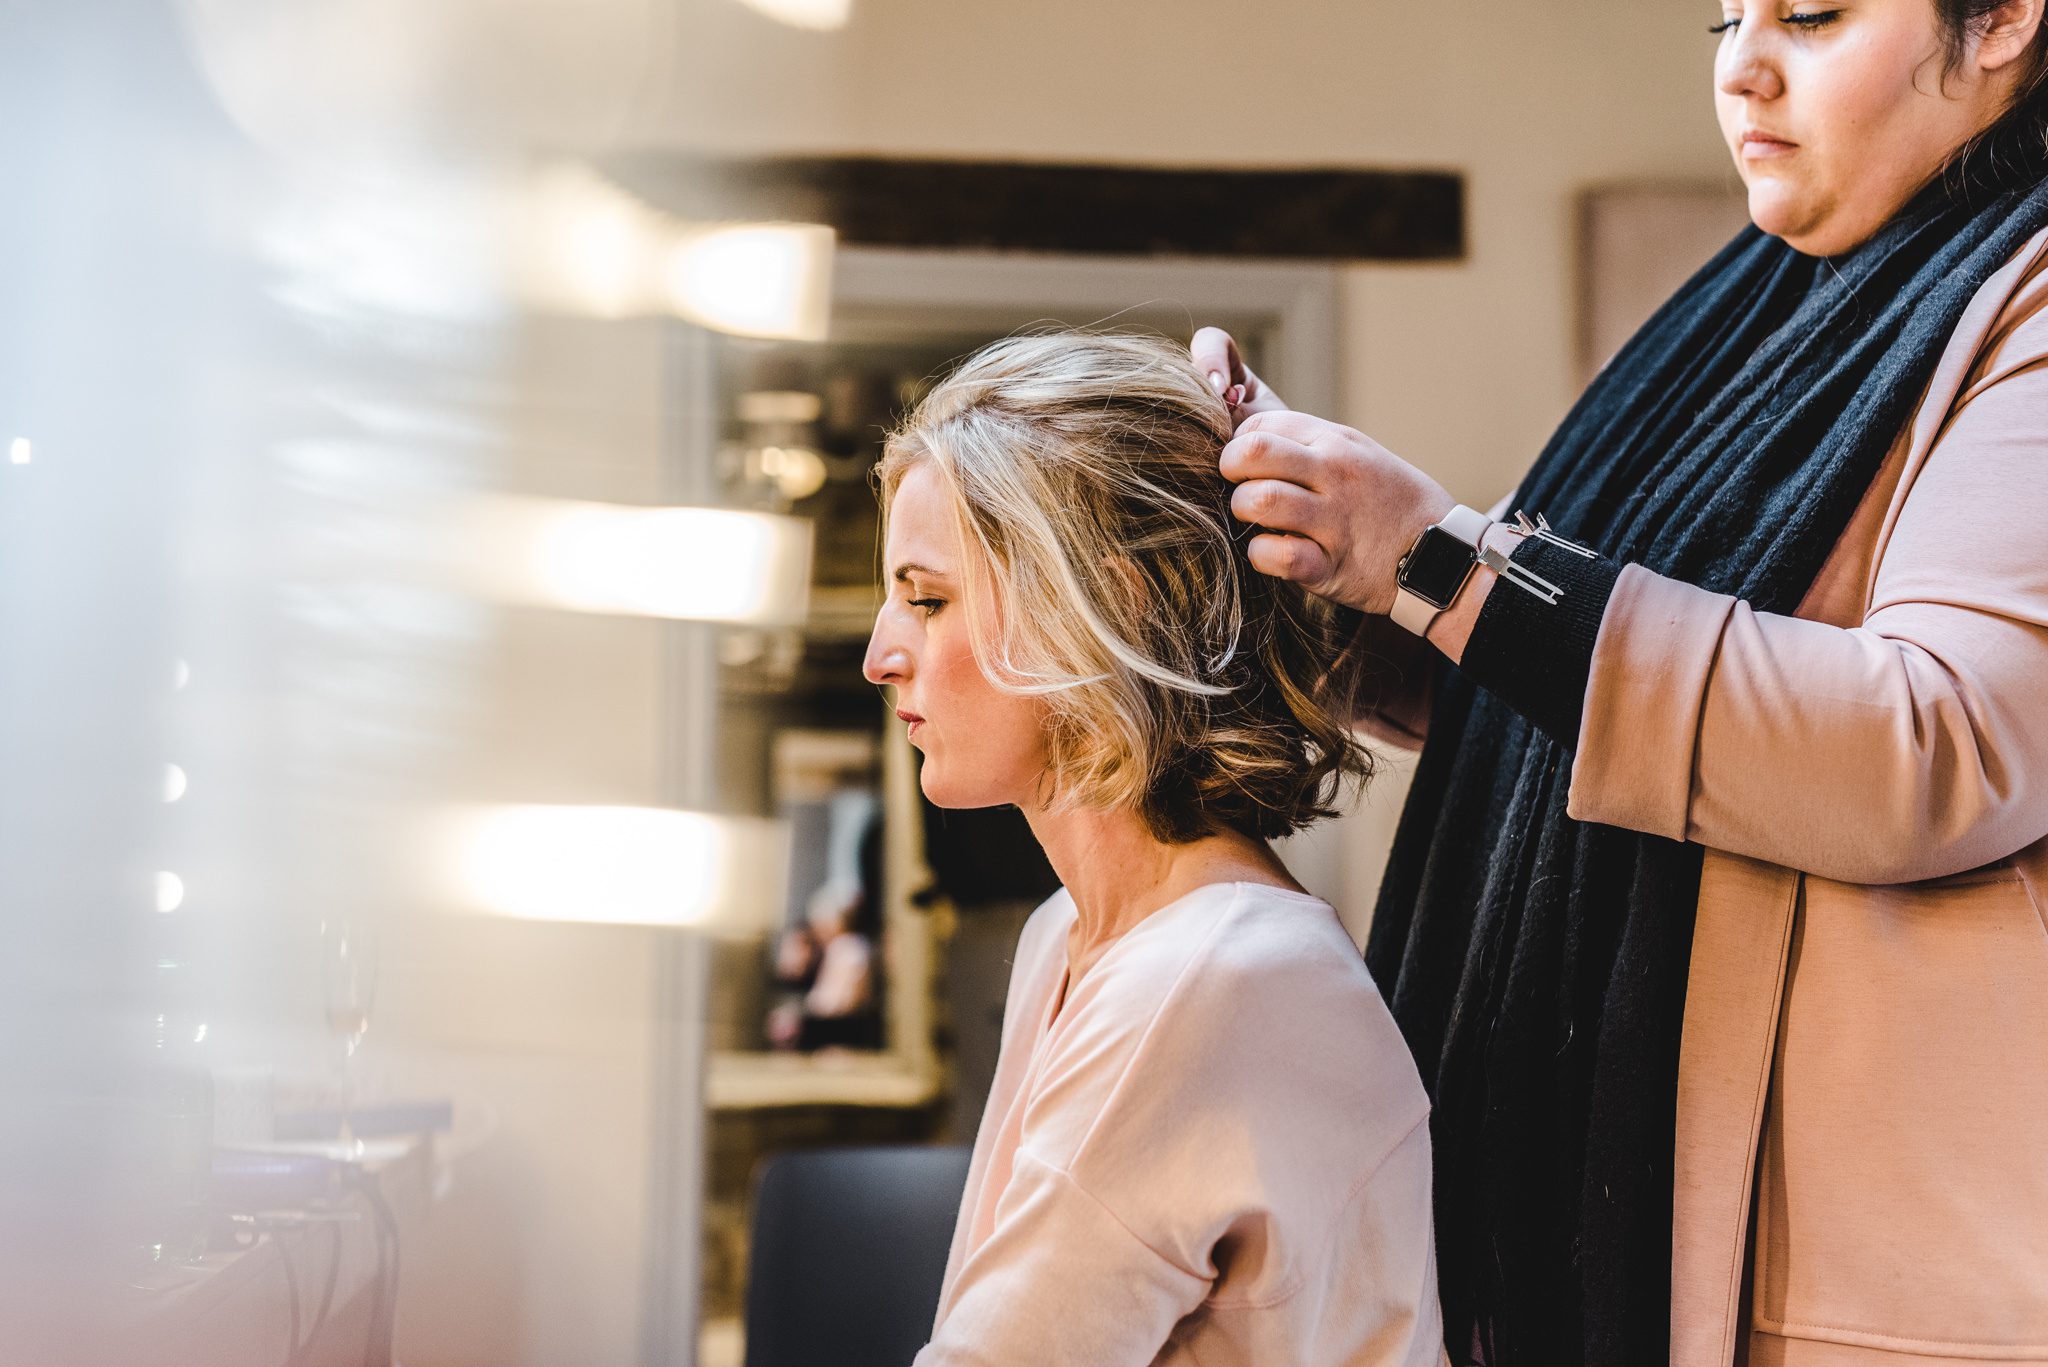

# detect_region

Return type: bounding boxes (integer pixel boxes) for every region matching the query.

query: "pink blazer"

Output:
[1372,226,2048,1367]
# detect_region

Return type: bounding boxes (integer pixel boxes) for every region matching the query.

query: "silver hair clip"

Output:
[1473,511,1602,606]
[1479,543,1564,604]
[1512,510,1599,559]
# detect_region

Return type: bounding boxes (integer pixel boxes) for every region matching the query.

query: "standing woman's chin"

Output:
[1743,181,1840,255]
[1737,169,1803,241]
[1745,188,1797,241]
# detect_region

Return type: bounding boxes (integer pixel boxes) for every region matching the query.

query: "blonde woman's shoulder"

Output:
[1166,882,1431,1129]
[1014,885,1077,964]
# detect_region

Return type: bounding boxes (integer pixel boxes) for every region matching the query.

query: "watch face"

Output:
[1399,525,1477,609]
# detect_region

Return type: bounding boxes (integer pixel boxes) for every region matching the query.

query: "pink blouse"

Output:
[915,881,1449,1367]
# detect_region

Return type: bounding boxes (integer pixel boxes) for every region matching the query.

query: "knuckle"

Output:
[1277,535,1311,577]
[1311,422,1356,452]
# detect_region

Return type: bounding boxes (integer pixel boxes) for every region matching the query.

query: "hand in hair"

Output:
[1190,326,1289,432]
[1219,410,1455,618]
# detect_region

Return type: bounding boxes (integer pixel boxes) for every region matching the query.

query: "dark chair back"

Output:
[743,1144,974,1367]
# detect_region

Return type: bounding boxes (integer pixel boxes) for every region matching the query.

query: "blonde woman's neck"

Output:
[1022,800,1305,983]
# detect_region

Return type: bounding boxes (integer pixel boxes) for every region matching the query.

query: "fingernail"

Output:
[1208,370,1227,395]
[1225,384,1246,407]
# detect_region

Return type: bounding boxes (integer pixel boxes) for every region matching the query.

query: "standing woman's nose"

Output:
[864,610,911,686]
[1717,14,1787,102]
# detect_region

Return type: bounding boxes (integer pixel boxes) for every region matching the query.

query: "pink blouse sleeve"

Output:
[1567,310,2048,885]
[913,1150,1208,1366]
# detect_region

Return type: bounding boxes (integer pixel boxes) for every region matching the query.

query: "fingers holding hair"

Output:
[1191,326,1245,398]
[1219,426,1326,490]
[1244,532,1333,589]
[1190,326,1289,429]
[1229,478,1323,541]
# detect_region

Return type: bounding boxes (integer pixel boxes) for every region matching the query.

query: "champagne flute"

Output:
[318,918,377,1158]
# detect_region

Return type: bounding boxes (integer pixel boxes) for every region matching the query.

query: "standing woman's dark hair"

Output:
[1945,0,2048,184]
[1942,0,2048,88]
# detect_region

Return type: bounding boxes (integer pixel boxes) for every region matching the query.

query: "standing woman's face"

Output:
[1714,0,2042,256]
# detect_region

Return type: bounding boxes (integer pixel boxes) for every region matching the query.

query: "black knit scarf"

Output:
[1364,147,2048,1367]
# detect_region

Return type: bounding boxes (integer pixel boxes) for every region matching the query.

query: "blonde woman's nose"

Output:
[863,621,911,687]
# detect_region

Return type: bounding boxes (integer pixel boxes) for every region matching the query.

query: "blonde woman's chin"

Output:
[916,760,1016,812]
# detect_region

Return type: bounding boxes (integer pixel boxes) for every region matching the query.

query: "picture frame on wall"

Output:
[1579,182,1751,387]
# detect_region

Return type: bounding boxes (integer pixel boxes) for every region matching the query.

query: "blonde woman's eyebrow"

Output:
[892,562,951,583]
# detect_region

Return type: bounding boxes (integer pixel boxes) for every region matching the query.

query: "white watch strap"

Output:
[1438,503,1493,548]
[1390,504,1492,637]
[1390,585,1442,637]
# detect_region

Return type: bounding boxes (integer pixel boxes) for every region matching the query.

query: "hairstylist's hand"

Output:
[1191,327,1289,432]
[1220,411,1454,617]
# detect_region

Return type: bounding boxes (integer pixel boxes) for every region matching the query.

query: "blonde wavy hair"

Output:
[875,331,1373,844]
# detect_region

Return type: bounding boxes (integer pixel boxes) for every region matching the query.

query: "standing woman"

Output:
[1197,2,2048,1365]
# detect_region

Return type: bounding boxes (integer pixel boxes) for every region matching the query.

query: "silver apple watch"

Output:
[1391,504,1492,637]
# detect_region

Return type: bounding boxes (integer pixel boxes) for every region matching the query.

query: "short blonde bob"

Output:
[876,331,1372,844]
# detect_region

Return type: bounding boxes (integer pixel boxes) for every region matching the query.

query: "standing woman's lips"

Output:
[1741,129,1799,158]
[895,708,925,731]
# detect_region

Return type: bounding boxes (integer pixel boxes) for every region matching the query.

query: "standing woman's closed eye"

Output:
[1709,9,1848,36]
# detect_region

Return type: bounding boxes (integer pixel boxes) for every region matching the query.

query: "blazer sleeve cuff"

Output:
[1457,535,1623,748]
[1565,563,1739,840]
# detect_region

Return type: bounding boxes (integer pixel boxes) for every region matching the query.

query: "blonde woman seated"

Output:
[864,333,1446,1367]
